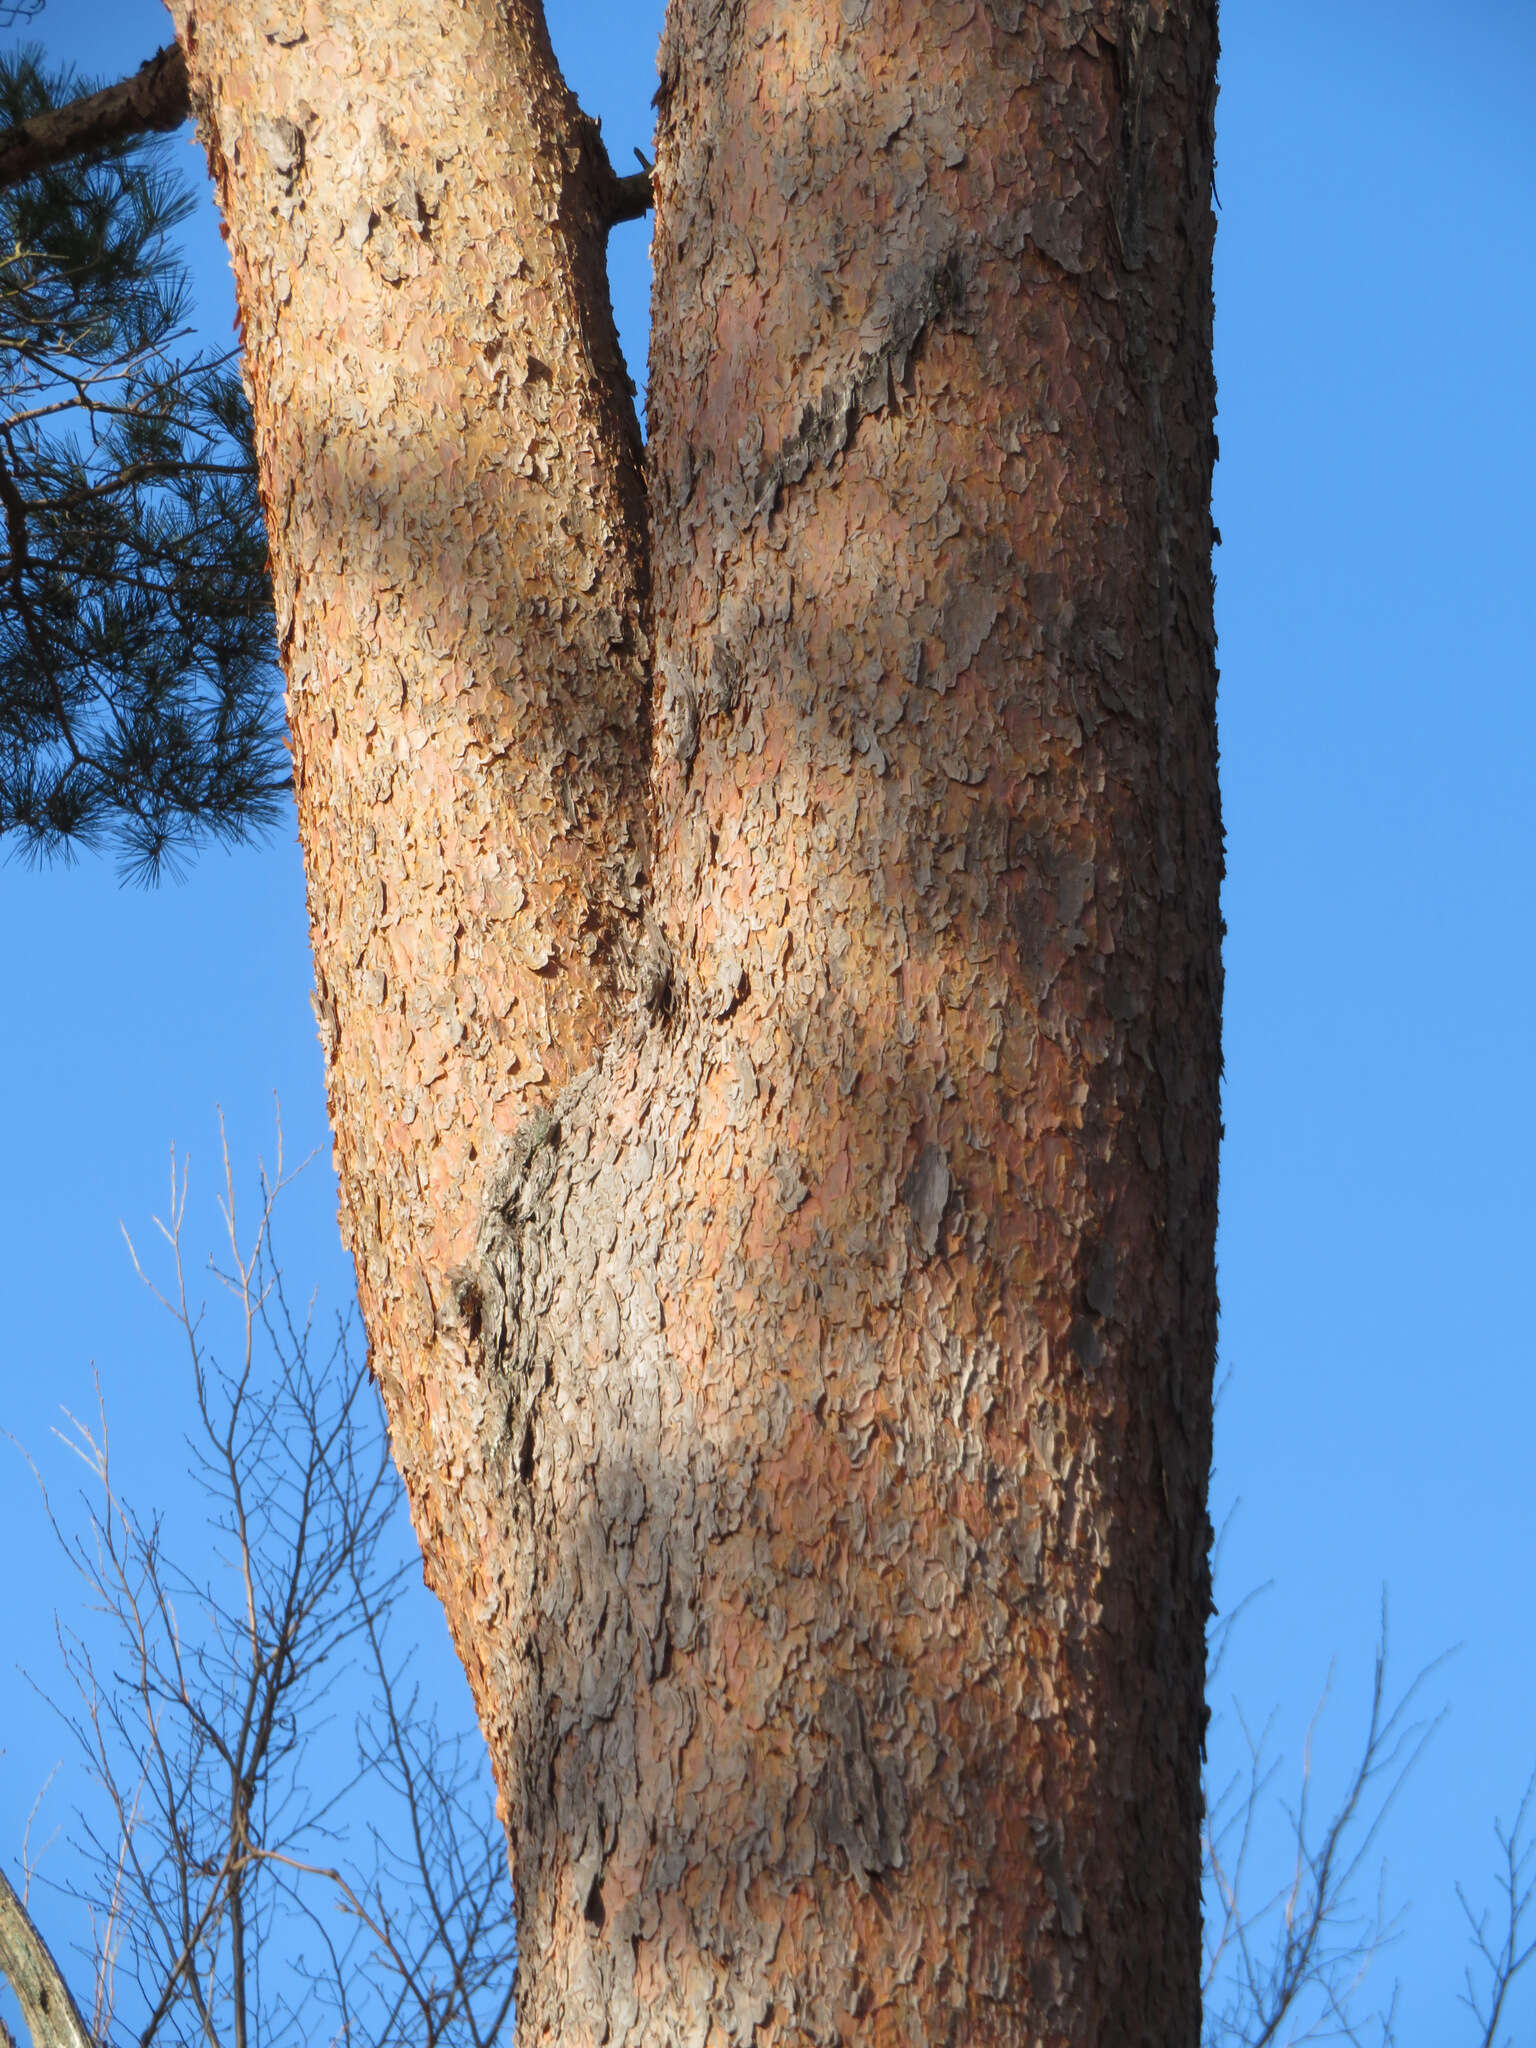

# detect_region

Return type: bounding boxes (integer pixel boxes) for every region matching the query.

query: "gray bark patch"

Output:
[740,249,965,528]
[814,1682,907,1894]
[901,1141,951,1258]
[453,1097,579,1469]
[661,663,700,772]
[1030,1815,1084,1938]
[253,113,304,189]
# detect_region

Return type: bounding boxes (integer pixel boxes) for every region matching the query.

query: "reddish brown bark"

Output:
[177,0,1219,2041]
[169,0,653,1649]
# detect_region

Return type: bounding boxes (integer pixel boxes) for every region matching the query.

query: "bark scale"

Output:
[178,0,1219,2041]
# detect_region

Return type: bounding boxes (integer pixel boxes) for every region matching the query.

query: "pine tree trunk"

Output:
[176,0,1220,2039]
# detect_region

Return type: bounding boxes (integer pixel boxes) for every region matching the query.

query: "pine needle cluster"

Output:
[0,48,283,880]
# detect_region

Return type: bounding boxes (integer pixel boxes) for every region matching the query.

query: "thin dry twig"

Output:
[1203,1605,1449,2048]
[4,1121,516,2048]
[1458,1773,1536,2048]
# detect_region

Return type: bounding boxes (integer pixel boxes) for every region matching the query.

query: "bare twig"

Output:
[20,1771,61,1904]
[1459,1773,1536,2048]
[5,1122,516,2048]
[1203,1607,1448,2047]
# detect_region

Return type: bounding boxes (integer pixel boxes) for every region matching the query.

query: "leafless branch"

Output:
[20,1773,61,1904]
[1458,1772,1536,2048]
[4,1121,515,2048]
[1203,1606,1448,2047]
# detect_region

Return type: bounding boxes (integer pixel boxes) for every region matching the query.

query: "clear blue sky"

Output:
[2,2,1532,2040]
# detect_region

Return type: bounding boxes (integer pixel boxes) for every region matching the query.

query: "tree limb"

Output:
[0,44,189,195]
[0,44,651,234]
[0,1865,95,2048]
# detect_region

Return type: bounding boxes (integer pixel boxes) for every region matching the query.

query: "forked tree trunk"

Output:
[174,0,1219,2038]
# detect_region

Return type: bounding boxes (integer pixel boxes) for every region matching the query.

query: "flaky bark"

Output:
[169,0,655,1675]
[179,0,1219,2041]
